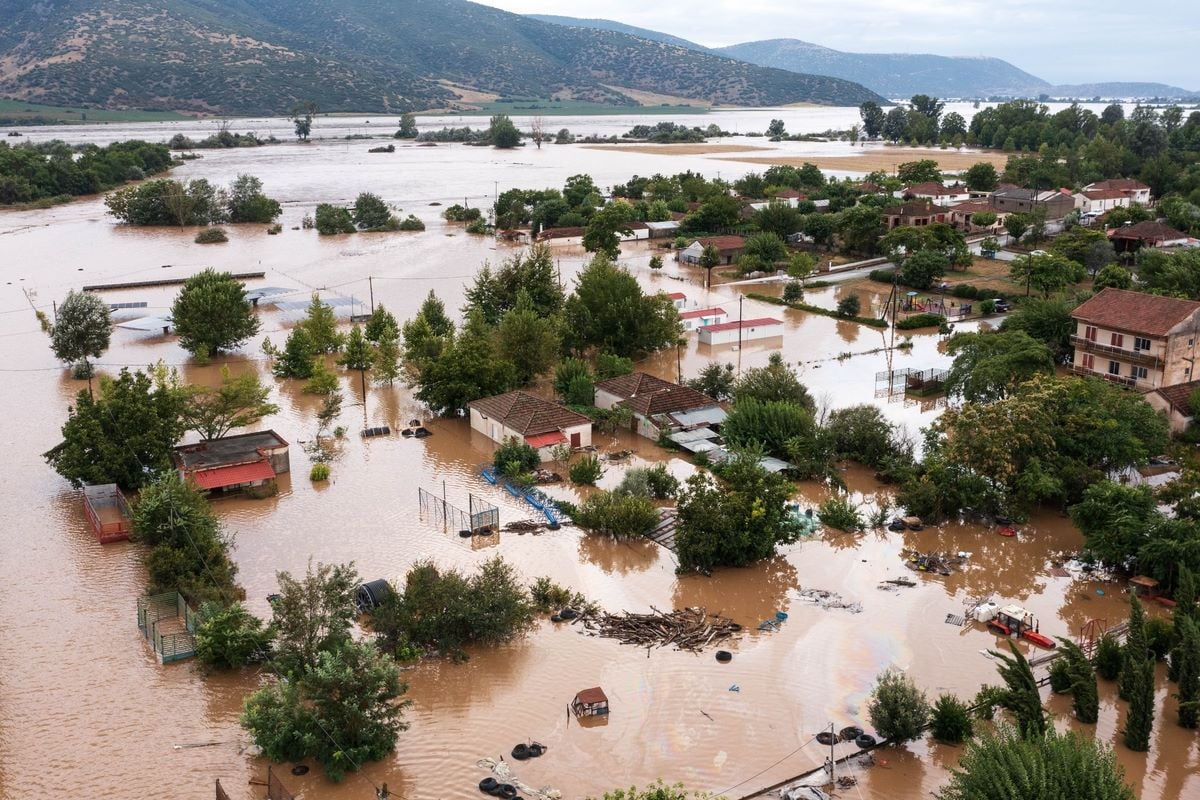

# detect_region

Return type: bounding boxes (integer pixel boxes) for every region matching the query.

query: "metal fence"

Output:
[419,487,499,533]
[137,590,197,664]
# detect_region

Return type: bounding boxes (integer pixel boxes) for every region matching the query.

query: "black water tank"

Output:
[356,579,394,612]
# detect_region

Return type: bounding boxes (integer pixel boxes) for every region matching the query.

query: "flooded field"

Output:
[1,112,1196,800]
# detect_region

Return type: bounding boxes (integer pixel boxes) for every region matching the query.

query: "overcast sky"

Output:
[475,0,1199,89]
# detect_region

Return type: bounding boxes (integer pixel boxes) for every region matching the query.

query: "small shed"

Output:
[571,686,610,717]
[83,484,132,543]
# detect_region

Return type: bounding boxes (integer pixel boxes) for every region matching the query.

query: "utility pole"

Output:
[736,294,744,376]
[829,722,836,786]
[368,276,375,314]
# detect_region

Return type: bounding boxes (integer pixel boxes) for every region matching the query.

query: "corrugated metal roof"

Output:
[668,427,721,445]
[189,460,275,490]
[670,406,727,427]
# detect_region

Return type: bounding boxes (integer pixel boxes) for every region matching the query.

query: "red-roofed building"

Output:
[1108,221,1190,253]
[883,201,947,229]
[897,183,971,206]
[698,317,784,346]
[594,372,724,439]
[1070,288,1200,388]
[678,236,747,265]
[665,291,688,310]
[948,200,1006,232]
[467,391,592,460]
[172,430,290,495]
[678,307,729,330]
[1075,188,1131,216]
[1084,178,1151,205]
[1146,380,1200,433]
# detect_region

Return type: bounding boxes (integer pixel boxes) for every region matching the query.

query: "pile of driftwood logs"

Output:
[580,606,740,652]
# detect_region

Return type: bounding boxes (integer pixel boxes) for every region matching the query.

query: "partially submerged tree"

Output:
[171,269,261,359]
[269,560,360,677]
[49,289,111,380]
[867,668,930,743]
[182,366,278,440]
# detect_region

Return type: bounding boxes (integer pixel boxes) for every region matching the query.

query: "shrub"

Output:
[836,294,862,318]
[979,299,996,315]
[1095,634,1122,680]
[595,352,634,380]
[867,668,931,743]
[554,358,593,400]
[869,269,897,283]
[494,437,540,477]
[649,255,664,270]
[565,374,596,406]
[315,204,355,235]
[569,454,605,485]
[530,577,577,612]
[397,214,425,231]
[1146,617,1173,660]
[443,204,482,222]
[574,490,660,538]
[931,693,974,744]
[952,284,982,299]
[194,601,272,669]
[465,217,490,235]
[267,223,282,235]
[783,281,804,302]
[310,463,331,481]
[615,464,679,499]
[818,495,862,532]
[1049,658,1073,693]
[896,312,945,330]
[194,227,228,244]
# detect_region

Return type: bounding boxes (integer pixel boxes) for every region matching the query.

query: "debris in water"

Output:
[797,588,863,613]
[581,606,739,652]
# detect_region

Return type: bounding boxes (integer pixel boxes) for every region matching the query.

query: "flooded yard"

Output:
[0,114,1195,800]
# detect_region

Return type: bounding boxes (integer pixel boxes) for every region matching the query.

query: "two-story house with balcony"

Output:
[1070,288,1200,389]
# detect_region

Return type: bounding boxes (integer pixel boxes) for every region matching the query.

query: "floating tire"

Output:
[291,765,309,776]
[511,743,531,760]
[550,614,562,623]
[908,523,925,531]
[715,650,733,662]
[995,516,1012,526]
[839,726,863,741]
[816,731,840,746]
[887,522,906,531]
[458,529,473,538]
[480,778,499,793]
[487,785,506,798]
[559,607,578,620]
[499,784,518,800]
[729,623,743,632]
[401,429,414,438]
[528,743,545,757]
[856,734,877,749]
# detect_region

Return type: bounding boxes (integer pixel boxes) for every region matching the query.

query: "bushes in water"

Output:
[194,227,228,243]
[867,668,930,742]
[194,601,273,669]
[615,463,679,499]
[931,693,974,744]
[493,437,540,478]
[369,557,535,659]
[818,495,862,532]
[1095,634,1123,680]
[896,313,945,330]
[310,463,331,481]
[573,490,660,539]
[569,454,604,485]
[397,214,425,231]
[315,203,355,235]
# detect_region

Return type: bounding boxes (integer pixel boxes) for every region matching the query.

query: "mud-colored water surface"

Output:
[1,113,1196,800]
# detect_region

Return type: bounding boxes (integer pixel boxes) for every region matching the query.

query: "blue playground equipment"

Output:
[479,465,564,529]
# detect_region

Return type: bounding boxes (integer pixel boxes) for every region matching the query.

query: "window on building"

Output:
[1134,336,1150,351]
[1110,333,1124,348]
[1085,325,1097,342]
[1108,361,1121,376]
[1131,366,1148,380]
[1082,353,1095,370]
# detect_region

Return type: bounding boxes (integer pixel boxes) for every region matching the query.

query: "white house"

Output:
[698,317,784,346]
[467,391,592,461]
[1074,189,1130,216]
[895,182,972,206]
[679,306,728,331]
[1084,178,1151,205]
[665,291,688,310]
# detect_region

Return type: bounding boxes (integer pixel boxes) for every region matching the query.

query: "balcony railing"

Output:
[1070,336,1162,367]
[1070,363,1139,388]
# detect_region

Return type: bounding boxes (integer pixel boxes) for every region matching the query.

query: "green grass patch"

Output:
[747,292,888,329]
[0,99,189,125]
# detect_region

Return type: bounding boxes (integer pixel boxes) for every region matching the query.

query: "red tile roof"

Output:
[883,201,942,217]
[1082,189,1128,201]
[537,226,585,240]
[594,372,717,416]
[949,200,995,214]
[1088,179,1149,193]
[1152,381,1200,416]
[574,687,608,705]
[1072,288,1200,337]
[666,292,687,300]
[1108,221,1188,243]
[679,306,726,319]
[695,235,746,252]
[468,391,591,436]
[699,317,783,333]
[773,189,804,199]
[904,182,964,196]
[189,460,276,490]
[525,431,568,448]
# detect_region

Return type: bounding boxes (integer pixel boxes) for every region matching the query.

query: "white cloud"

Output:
[476,0,1200,88]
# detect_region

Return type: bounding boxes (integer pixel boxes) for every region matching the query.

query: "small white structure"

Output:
[679,306,728,331]
[467,391,592,461]
[698,317,783,346]
[665,291,688,310]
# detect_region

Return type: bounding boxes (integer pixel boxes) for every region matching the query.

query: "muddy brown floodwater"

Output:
[0,121,1196,800]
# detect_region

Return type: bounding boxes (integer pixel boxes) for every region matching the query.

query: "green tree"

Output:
[44,367,185,490]
[289,101,318,141]
[242,639,408,781]
[298,295,344,354]
[742,232,788,266]
[1096,634,1123,680]
[569,453,605,485]
[1120,594,1149,701]
[171,269,261,358]
[837,204,887,254]
[338,324,374,396]
[1051,227,1116,276]
[587,781,708,800]
[964,162,1000,192]
[859,101,886,139]
[991,642,1047,739]
[674,452,802,572]
[884,106,909,142]
[574,490,660,538]
[897,159,942,184]
[182,366,278,440]
[1094,264,1132,290]
[314,203,355,235]
[1004,212,1031,243]
[931,693,974,743]
[372,332,402,386]
[686,362,735,402]
[938,727,1135,800]
[49,289,111,379]
[766,119,786,137]
[463,245,563,325]
[489,114,521,148]
[722,397,817,461]
[194,602,272,669]
[943,330,1055,402]
[395,113,418,139]
[899,250,949,291]
[1175,614,1199,728]
[1057,638,1100,723]
[1168,566,1197,682]
[1009,252,1085,297]
[269,560,359,676]
[1123,654,1155,751]
[352,192,395,230]
[303,358,339,395]
[1000,297,1077,358]
[225,174,281,223]
[273,327,317,379]
[583,201,636,259]
[753,201,801,239]
[563,255,681,358]
[364,304,400,344]
[836,294,862,317]
[732,353,814,410]
[698,243,721,287]
[493,438,540,478]
[1071,481,1157,570]
[825,405,909,470]
[414,311,515,415]
[867,668,931,743]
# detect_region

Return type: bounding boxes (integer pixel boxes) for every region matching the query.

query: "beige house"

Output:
[1146,381,1200,433]
[594,372,723,440]
[1070,288,1200,389]
[1084,178,1152,205]
[467,391,592,461]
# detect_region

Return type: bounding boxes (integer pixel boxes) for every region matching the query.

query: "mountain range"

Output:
[531,15,1198,100]
[0,0,882,115]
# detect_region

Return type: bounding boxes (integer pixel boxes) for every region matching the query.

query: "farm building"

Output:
[679,307,729,331]
[172,430,290,495]
[698,317,784,346]
[468,391,592,461]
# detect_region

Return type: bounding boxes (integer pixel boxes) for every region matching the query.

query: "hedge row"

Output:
[895,313,946,330]
[747,292,889,329]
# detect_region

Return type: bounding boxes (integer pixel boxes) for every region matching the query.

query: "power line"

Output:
[716,735,817,797]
